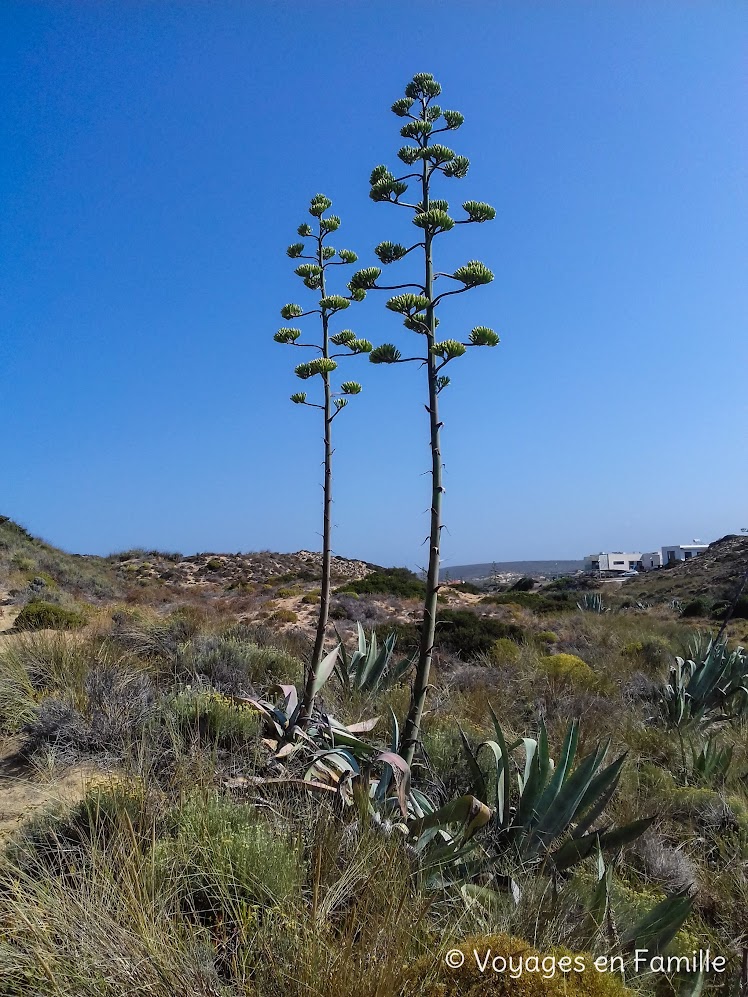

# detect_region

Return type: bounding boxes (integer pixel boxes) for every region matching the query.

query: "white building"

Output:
[641,551,663,570]
[584,552,643,576]
[660,541,709,565]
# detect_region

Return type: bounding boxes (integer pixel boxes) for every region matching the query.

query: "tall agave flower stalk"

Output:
[276,194,372,723]
[351,73,499,765]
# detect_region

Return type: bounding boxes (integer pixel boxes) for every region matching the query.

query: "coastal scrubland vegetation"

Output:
[2,512,748,995]
[2,70,748,996]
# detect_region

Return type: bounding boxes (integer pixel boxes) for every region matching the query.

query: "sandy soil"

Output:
[0,739,111,840]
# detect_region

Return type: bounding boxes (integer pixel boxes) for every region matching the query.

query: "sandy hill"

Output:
[625,533,748,603]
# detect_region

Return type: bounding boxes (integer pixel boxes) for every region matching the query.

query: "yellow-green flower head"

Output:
[280,303,303,320]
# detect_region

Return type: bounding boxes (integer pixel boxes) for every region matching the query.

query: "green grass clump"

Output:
[153,793,302,918]
[14,600,87,632]
[301,591,321,604]
[271,608,298,624]
[538,653,596,690]
[482,591,575,614]
[336,566,425,599]
[169,689,260,748]
[489,637,521,665]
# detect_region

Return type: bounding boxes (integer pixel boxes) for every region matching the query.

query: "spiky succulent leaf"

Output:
[297,223,313,237]
[280,303,303,319]
[443,155,469,178]
[348,267,381,291]
[391,97,414,117]
[452,260,494,286]
[330,329,356,346]
[442,109,464,129]
[470,326,500,347]
[290,392,307,404]
[433,339,466,360]
[412,209,454,233]
[274,328,302,344]
[337,249,358,263]
[463,200,496,222]
[287,243,304,258]
[320,295,350,312]
[309,194,332,217]
[348,339,372,354]
[321,215,340,233]
[386,293,430,314]
[341,381,362,395]
[370,344,402,364]
[375,241,408,265]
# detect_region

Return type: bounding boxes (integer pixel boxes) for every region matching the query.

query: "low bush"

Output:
[168,689,260,748]
[489,637,521,665]
[271,608,298,624]
[481,591,575,614]
[152,793,302,921]
[538,653,597,691]
[178,635,300,692]
[435,609,525,657]
[681,598,711,618]
[14,600,87,632]
[336,566,425,599]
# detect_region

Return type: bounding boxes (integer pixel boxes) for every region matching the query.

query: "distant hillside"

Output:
[625,534,748,604]
[440,559,584,582]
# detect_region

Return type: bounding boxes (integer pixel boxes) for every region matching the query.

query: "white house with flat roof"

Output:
[584,552,642,576]
[660,541,709,565]
[641,551,663,570]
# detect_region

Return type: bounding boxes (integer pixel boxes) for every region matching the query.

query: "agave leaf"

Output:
[375,750,411,816]
[620,891,693,954]
[312,644,341,695]
[487,705,513,828]
[409,795,492,843]
[345,717,380,734]
[529,743,608,855]
[533,720,580,818]
[459,726,486,802]
[572,752,627,838]
[597,816,655,851]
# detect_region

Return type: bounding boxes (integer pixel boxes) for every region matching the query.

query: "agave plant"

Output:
[661,635,748,731]
[334,623,415,693]
[688,733,735,784]
[577,592,608,613]
[460,710,652,872]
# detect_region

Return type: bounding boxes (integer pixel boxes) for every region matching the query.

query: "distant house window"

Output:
[613,560,624,566]
[667,551,676,562]
[684,551,692,559]
[629,562,638,569]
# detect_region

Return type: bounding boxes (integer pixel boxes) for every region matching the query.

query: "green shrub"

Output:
[435,609,525,657]
[169,689,260,747]
[622,635,672,668]
[538,653,596,690]
[535,630,559,645]
[179,636,300,691]
[509,575,535,592]
[275,586,301,598]
[11,553,35,573]
[681,598,711,618]
[14,600,86,632]
[153,794,302,919]
[489,638,521,665]
[204,558,223,571]
[301,591,320,604]
[336,566,425,599]
[712,595,748,621]
[481,591,574,614]
[271,608,298,624]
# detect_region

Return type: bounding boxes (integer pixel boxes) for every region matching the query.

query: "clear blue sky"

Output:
[2,2,746,569]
